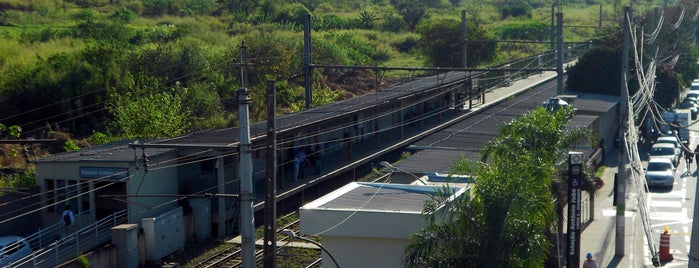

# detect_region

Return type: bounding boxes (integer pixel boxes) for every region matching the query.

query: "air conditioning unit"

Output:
[141,207,185,261]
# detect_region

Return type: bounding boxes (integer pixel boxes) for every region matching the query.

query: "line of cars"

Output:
[646,136,683,188]
[644,79,699,189]
[680,80,699,120]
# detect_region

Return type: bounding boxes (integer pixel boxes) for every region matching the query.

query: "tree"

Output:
[416,18,496,67]
[404,106,591,267]
[390,0,440,31]
[109,90,191,139]
[566,45,621,95]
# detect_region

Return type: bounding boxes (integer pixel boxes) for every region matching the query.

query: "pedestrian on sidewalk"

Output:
[685,145,693,174]
[583,252,597,268]
[694,145,699,174]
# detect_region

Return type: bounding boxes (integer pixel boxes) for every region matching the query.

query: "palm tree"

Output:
[404,106,591,267]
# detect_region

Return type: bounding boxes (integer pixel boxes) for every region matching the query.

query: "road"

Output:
[643,131,696,267]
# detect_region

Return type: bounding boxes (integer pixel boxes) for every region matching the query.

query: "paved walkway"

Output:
[580,150,645,268]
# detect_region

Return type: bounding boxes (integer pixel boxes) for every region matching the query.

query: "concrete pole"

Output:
[551,2,556,51]
[615,6,631,257]
[238,43,255,268]
[303,14,312,109]
[556,12,563,95]
[461,10,467,69]
[216,157,225,239]
[598,4,603,34]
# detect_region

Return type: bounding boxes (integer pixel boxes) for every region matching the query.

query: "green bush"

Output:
[492,20,548,40]
[391,34,419,53]
[0,165,37,189]
[109,91,192,139]
[88,131,112,145]
[496,0,532,19]
[111,6,138,22]
[313,14,351,31]
[380,13,408,32]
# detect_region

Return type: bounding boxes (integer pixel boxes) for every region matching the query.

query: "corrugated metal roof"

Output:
[318,183,435,212]
[35,71,472,162]
[403,81,560,173]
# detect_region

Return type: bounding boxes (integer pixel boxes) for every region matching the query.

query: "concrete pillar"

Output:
[111,224,139,268]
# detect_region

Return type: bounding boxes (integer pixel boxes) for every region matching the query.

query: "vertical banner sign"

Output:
[567,152,584,268]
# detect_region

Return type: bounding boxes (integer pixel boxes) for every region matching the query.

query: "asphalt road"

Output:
[643,124,697,267]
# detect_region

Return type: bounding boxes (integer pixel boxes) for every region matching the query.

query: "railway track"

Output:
[195,213,315,267]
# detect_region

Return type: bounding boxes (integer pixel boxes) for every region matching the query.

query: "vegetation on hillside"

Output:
[0,0,641,142]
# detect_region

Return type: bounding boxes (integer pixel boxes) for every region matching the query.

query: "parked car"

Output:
[686,91,699,99]
[645,157,676,188]
[679,99,699,120]
[655,135,684,155]
[0,236,32,267]
[649,143,680,167]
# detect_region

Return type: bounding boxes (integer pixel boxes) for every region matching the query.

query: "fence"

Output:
[9,210,127,268]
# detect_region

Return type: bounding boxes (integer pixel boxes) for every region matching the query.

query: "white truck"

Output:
[659,110,691,143]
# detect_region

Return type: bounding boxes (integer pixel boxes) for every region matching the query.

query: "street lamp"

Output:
[379,161,428,185]
[280,229,340,268]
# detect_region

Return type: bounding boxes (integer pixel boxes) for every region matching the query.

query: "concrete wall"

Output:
[56,244,117,268]
[325,236,408,268]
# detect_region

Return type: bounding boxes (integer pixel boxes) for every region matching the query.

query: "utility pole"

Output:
[598,4,603,34]
[615,6,631,257]
[556,11,564,95]
[263,81,278,268]
[462,9,472,110]
[303,14,312,109]
[461,10,467,69]
[238,43,255,268]
[551,1,556,51]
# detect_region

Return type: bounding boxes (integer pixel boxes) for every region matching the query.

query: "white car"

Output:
[645,157,676,188]
[0,236,32,267]
[649,143,680,167]
[655,136,683,154]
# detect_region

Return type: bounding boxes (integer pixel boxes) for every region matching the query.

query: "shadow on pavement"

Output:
[605,255,622,268]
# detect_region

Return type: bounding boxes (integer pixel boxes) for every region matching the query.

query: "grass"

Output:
[169,210,322,267]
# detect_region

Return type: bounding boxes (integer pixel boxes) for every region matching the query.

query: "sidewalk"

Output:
[580,149,646,268]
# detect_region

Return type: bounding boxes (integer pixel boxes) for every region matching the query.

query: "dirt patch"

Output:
[321,69,401,99]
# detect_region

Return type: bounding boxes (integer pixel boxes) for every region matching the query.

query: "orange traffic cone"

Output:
[658,226,673,261]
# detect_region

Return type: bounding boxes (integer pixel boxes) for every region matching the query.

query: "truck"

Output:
[659,110,691,143]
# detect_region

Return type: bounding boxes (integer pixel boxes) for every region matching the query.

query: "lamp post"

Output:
[281,229,340,268]
[379,161,428,185]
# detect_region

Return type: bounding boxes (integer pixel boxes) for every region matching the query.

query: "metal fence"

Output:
[475,43,591,91]
[9,210,127,268]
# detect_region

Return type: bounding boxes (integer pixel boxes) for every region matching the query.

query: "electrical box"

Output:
[189,198,211,240]
[141,207,185,261]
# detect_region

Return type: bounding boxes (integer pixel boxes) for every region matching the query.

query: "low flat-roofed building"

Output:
[298,182,469,268]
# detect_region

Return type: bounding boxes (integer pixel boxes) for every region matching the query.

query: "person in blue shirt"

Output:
[293,148,307,181]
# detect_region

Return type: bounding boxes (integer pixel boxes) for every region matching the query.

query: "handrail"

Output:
[11,210,127,267]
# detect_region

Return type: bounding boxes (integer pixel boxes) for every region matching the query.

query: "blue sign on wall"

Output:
[79,166,129,179]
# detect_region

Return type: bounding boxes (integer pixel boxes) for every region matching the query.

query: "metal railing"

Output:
[9,210,127,268]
